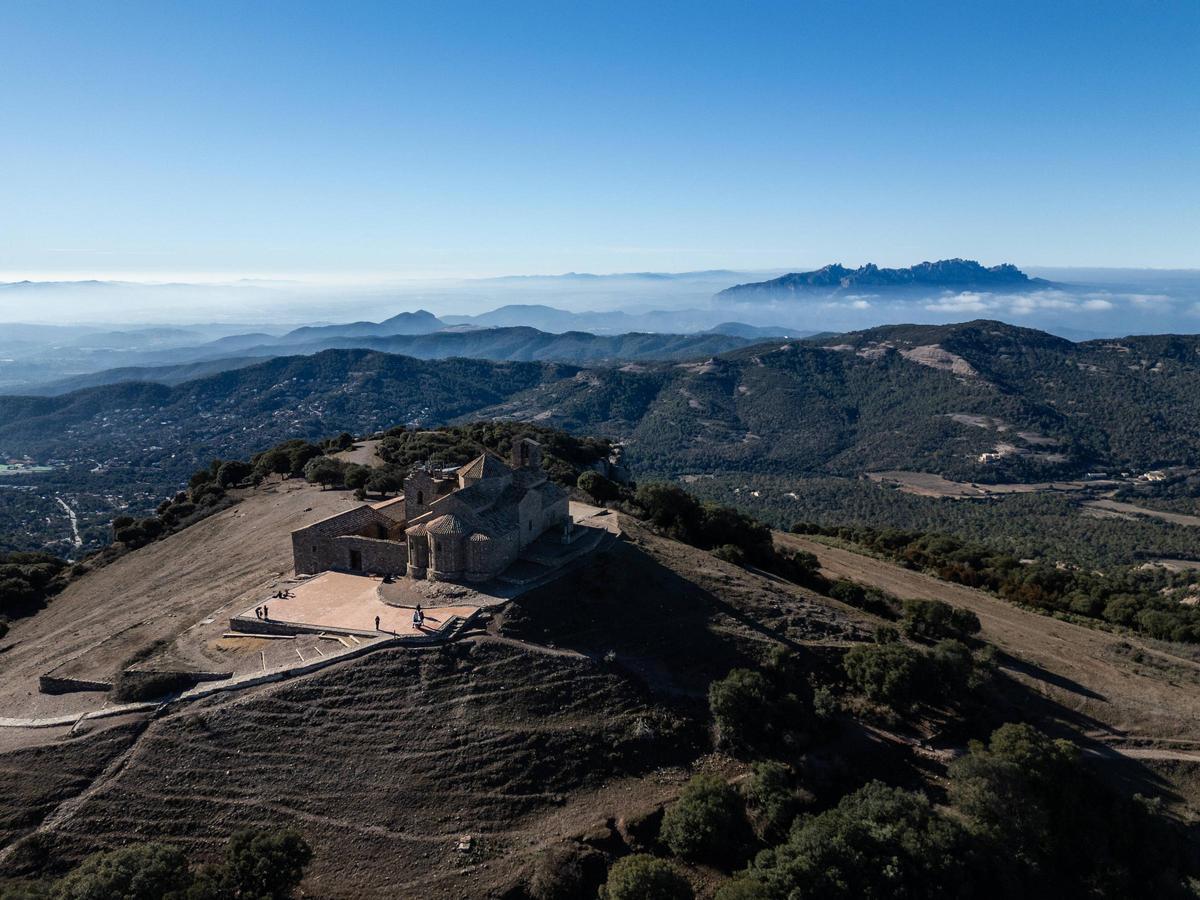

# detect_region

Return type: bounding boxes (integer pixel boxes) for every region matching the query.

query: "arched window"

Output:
[417,490,424,505]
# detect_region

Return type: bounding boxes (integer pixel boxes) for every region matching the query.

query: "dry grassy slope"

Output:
[0,721,144,853]
[779,533,1200,748]
[0,509,870,898]
[0,479,356,720]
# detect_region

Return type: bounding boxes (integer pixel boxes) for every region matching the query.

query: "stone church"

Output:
[291,437,570,583]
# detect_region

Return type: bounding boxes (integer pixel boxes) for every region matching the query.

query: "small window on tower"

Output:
[417,490,424,505]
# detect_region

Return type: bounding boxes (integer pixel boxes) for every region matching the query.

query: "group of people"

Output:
[372,604,426,632]
[252,588,293,620]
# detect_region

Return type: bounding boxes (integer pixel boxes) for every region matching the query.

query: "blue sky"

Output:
[1,0,1196,280]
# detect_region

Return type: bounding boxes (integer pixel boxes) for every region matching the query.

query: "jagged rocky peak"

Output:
[719,259,1046,297]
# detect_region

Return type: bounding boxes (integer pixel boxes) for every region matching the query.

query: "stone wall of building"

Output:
[471,528,519,578]
[331,534,408,576]
[292,505,395,575]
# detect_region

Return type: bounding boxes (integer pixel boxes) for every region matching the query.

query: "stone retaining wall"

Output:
[37,675,114,695]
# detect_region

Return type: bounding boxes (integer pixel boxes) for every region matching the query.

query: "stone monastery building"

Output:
[291,437,570,582]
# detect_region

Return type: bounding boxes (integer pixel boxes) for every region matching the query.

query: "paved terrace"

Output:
[232,571,479,638]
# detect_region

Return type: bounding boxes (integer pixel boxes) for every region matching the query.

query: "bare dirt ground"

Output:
[0,479,354,720]
[778,533,1200,750]
[866,470,1101,499]
[331,439,384,468]
[15,640,692,898]
[1082,498,1200,527]
[1142,558,1200,573]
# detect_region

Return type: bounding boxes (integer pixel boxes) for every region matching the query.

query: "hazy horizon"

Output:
[3,2,1197,281]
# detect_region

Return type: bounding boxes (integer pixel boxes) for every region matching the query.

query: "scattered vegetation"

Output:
[633,483,824,588]
[716,721,1199,899]
[0,552,69,628]
[843,633,993,712]
[378,422,618,490]
[795,523,1200,642]
[0,828,312,900]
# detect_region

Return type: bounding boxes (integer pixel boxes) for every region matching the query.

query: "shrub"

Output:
[749,781,971,899]
[709,668,768,749]
[901,599,980,642]
[743,761,802,842]
[709,654,816,755]
[190,483,226,507]
[160,501,196,526]
[873,624,900,644]
[843,642,923,710]
[926,638,975,694]
[113,524,148,547]
[222,828,313,900]
[189,468,214,489]
[216,459,253,487]
[601,854,693,900]
[659,773,744,861]
[578,470,620,503]
[54,843,192,900]
[712,544,746,565]
[828,580,898,619]
[303,457,345,489]
[343,465,371,491]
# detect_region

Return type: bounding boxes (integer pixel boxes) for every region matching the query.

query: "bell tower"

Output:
[511,436,543,471]
[404,467,435,522]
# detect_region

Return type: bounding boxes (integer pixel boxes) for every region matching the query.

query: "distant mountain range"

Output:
[718,259,1052,299]
[4,263,1200,395]
[3,319,1199,556]
[19,326,765,395]
[0,306,805,394]
[5,320,1199,486]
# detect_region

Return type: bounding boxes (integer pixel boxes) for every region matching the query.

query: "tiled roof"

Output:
[467,532,491,542]
[426,513,470,535]
[458,452,511,482]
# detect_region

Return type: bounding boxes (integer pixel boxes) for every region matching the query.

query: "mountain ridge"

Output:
[718,258,1053,299]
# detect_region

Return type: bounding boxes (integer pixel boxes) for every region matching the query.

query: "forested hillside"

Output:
[2,321,1199,558]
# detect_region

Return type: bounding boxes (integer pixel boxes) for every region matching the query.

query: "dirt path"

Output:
[777,533,1200,745]
[54,496,82,551]
[1082,498,1200,527]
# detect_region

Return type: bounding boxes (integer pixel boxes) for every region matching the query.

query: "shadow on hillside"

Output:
[995,650,1107,701]
[985,666,1184,805]
[502,541,788,702]
[504,537,1186,808]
